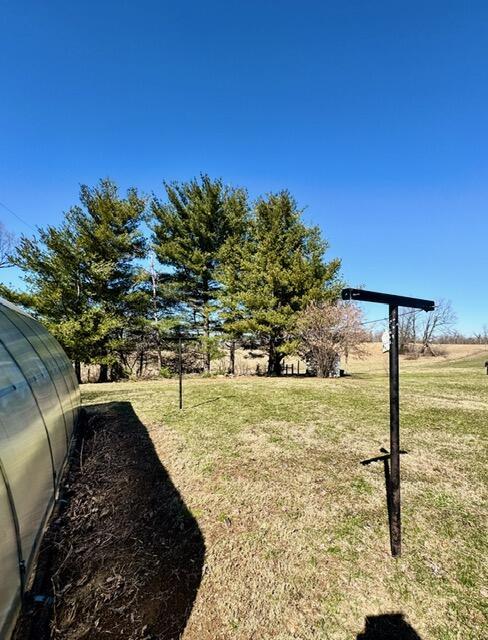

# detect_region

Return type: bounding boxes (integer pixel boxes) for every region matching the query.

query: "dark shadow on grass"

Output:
[357,613,422,639]
[14,401,205,640]
[164,395,237,416]
[185,395,226,410]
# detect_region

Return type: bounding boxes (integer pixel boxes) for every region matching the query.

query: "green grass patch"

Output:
[81,355,487,640]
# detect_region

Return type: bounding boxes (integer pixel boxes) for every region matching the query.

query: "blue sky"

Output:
[1,1,487,333]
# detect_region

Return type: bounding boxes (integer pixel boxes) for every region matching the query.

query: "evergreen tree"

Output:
[2,180,147,382]
[152,175,248,371]
[1,215,90,381]
[73,180,147,381]
[234,191,342,375]
[217,209,252,374]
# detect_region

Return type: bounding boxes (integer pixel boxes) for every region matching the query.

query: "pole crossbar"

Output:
[342,288,435,311]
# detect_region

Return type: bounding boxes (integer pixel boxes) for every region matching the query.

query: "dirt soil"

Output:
[14,402,204,640]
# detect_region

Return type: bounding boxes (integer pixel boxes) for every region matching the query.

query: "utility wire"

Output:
[359,307,429,328]
[0,199,37,232]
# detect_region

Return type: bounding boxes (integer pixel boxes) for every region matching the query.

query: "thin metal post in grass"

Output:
[178,336,183,410]
[388,304,401,555]
[342,288,435,557]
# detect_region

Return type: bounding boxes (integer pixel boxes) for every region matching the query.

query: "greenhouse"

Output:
[0,297,80,639]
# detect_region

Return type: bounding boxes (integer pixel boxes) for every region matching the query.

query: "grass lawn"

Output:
[82,351,488,640]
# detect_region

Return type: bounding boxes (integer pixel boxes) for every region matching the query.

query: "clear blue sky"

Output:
[1,1,487,333]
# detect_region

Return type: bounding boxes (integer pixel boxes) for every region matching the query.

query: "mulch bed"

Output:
[14,402,204,640]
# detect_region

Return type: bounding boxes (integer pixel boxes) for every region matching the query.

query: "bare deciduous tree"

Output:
[0,222,15,268]
[295,301,368,377]
[473,325,488,345]
[419,299,456,355]
[398,309,418,354]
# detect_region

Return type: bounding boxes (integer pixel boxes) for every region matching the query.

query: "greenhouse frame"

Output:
[0,297,80,638]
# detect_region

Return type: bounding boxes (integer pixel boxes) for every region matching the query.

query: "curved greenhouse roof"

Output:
[0,297,80,638]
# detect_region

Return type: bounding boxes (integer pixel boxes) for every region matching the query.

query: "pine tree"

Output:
[2,214,89,381]
[152,175,248,372]
[217,209,252,374]
[234,191,342,375]
[3,180,147,382]
[73,180,147,381]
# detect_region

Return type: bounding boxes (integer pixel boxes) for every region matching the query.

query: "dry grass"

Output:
[81,349,488,640]
[212,343,487,376]
[346,343,487,374]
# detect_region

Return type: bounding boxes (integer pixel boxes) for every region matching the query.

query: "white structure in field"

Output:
[0,297,80,639]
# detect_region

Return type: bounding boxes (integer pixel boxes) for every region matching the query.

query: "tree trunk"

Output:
[74,360,81,384]
[153,327,163,369]
[137,350,144,377]
[267,338,283,375]
[228,340,236,375]
[98,363,109,383]
[203,311,211,373]
[317,362,326,378]
[110,362,124,382]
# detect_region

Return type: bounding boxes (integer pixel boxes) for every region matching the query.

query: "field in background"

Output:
[79,343,487,381]
[81,349,488,639]
[213,343,488,376]
[345,343,488,373]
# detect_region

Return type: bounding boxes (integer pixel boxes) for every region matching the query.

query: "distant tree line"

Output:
[0,176,350,381]
[369,301,487,351]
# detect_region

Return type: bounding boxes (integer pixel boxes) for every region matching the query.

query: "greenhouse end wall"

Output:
[0,297,80,639]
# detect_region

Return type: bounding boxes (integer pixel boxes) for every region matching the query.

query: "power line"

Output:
[0,200,37,232]
[359,307,428,328]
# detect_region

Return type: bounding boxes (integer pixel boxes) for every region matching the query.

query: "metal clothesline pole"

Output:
[342,288,435,557]
[388,304,401,556]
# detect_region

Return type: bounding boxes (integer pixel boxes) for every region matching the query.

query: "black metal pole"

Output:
[178,337,183,410]
[341,288,434,557]
[389,305,401,556]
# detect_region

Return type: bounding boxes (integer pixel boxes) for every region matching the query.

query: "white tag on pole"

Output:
[382,330,390,353]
